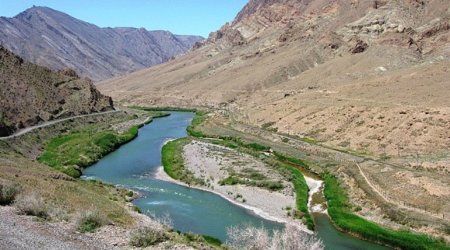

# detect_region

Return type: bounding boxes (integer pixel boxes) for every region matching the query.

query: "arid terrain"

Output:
[0,46,114,136]
[99,0,450,242]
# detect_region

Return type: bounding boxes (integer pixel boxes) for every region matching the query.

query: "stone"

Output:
[397,24,405,33]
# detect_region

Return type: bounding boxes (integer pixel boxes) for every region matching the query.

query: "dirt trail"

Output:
[356,163,447,221]
[0,110,119,140]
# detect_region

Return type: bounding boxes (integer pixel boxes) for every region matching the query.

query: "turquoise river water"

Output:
[83,112,390,249]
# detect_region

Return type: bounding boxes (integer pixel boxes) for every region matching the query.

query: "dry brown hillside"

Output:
[99,0,450,163]
[99,0,450,240]
[0,46,114,136]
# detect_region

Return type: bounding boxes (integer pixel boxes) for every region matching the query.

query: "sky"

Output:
[0,0,249,37]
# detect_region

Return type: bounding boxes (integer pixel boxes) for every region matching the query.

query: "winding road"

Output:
[0,110,120,140]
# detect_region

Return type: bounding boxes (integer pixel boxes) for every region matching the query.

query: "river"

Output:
[83,112,390,249]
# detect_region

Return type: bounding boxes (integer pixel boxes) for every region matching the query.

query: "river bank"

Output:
[155,165,306,229]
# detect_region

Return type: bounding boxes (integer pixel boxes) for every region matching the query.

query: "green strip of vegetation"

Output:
[128,105,197,113]
[161,137,204,185]
[218,175,284,192]
[323,173,450,250]
[285,165,314,230]
[38,126,139,178]
[202,235,222,247]
[186,111,208,137]
[273,151,308,168]
[144,112,171,123]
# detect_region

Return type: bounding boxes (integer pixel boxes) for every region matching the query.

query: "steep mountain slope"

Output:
[0,46,114,136]
[0,6,203,81]
[100,0,450,161]
[100,1,450,239]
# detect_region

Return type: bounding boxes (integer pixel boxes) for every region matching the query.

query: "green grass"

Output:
[285,164,314,230]
[202,235,222,246]
[274,151,308,168]
[218,175,284,192]
[186,111,208,137]
[38,126,139,178]
[301,137,318,144]
[161,138,204,185]
[323,173,450,250]
[128,106,197,112]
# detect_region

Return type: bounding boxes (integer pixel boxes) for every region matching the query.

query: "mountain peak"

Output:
[0,7,203,81]
[16,6,58,18]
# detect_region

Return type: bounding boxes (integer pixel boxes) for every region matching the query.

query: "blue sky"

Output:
[0,0,248,37]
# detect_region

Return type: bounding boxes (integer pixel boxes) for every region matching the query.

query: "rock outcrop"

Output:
[0,46,114,136]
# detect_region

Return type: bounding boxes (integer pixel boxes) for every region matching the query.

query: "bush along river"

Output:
[83,111,390,248]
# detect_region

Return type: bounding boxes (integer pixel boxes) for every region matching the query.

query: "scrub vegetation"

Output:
[323,173,449,250]
[77,209,109,233]
[227,223,323,250]
[0,181,20,206]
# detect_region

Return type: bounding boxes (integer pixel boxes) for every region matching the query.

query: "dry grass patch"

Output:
[77,209,110,233]
[130,227,169,247]
[0,180,20,205]
[15,192,49,220]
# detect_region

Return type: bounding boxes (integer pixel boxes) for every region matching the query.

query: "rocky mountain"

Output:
[0,46,114,136]
[0,6,204,81]
[100,0,450,160]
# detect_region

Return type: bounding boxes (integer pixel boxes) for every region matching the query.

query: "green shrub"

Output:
[273,152,308,167]
[245,143,270,151]
[133,206,142,214]
[219,175,284,192]
[62,166,81,178]
[0,182,20,206]
[219,176,240,186]
[202,235,222,246]
[130,228,168,247]
[77,210,109,233]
